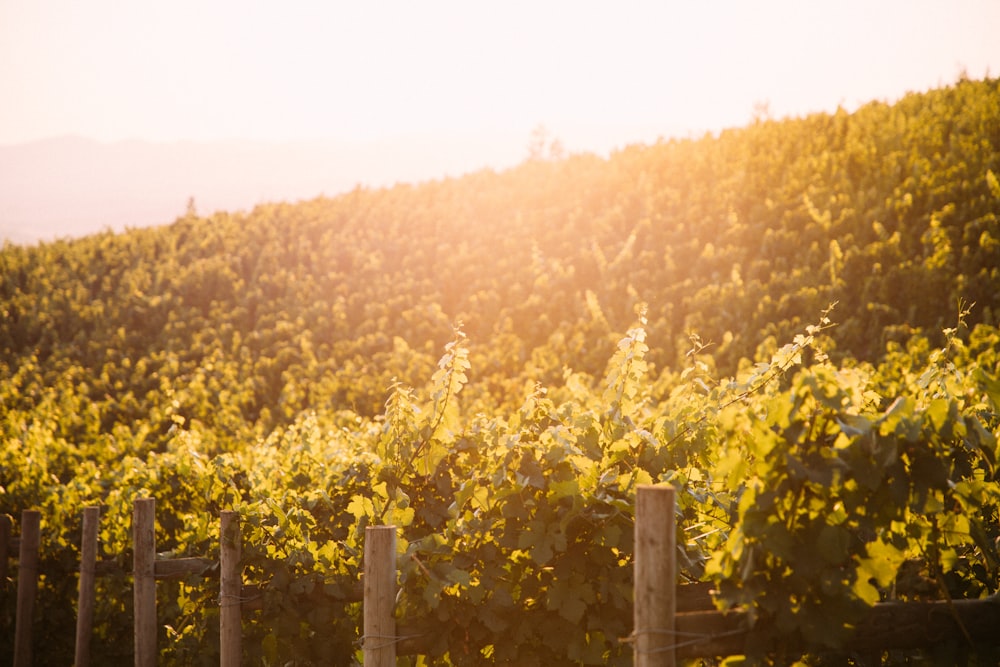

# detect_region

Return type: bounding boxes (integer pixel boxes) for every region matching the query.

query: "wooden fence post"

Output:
[634,485,677,667]
[13,509,41,667]
[220,510,241,667]
[75,506,100,667]
[133,498,156,667]
[0,513,11,589]
[363,525,397,667]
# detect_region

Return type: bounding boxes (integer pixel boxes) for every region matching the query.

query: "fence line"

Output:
[3,500,242,667]
[6,489,1000,664]
[631,484,1000,665]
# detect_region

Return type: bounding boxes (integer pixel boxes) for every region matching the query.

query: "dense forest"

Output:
[2,76,1000,665]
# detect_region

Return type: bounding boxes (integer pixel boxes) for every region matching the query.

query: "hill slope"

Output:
[2,77,998,446]
[2,76,1000,666]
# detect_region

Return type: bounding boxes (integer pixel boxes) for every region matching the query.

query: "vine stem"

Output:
[664,343,805,450]
[378,333,465,524]
[665,307,837,450]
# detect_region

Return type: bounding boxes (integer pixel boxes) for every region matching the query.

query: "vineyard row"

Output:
[4,487,1000,666]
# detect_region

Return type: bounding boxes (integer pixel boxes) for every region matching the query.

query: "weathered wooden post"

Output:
[13,509,41,667]
[363,525,397,667]
[133,498,156,667]
[0,513,11,588]
[75,506,100,667]
[220,510,241,667]
[634,485,677,667]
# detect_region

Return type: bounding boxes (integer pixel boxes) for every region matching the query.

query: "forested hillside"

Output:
[2,77,1000,664]
[3,77,999,445]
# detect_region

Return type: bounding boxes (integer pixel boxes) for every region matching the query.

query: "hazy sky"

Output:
[3,0,998,159]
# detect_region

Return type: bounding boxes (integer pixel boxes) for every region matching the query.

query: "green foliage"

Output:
[705,309,1000,662]
[2,76,1000,664]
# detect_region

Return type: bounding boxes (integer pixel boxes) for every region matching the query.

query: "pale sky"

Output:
[3,0,998,158]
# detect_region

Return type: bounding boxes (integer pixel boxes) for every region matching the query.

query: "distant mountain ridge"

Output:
[0,133,525,245]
